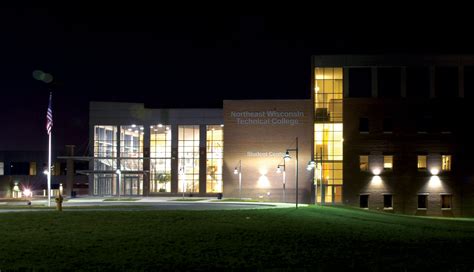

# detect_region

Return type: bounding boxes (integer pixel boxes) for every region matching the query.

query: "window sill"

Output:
[417,208,427,210]
[383,131,393,134]
[359,132,369,134]
[441,208,452,211]
[360,207,369,209]
[383,207,393,210]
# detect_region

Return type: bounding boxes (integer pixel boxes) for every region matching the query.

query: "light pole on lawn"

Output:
[234,160,242,199]
[284,137,299,208]
[276,162,286,203]
[115,169,122,200]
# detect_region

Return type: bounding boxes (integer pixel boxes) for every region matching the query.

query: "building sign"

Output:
[246,151,286,157]
[230,111,305,126]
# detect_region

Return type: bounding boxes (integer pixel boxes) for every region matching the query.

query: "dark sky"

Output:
[0,9,472,154]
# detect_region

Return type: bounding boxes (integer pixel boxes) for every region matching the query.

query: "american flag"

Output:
[46,92,53,135]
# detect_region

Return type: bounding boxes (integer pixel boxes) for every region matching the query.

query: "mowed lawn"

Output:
[0,206,473,271]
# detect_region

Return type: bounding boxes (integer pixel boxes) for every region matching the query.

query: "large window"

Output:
[417,155,427,170]
[442,155,451,171]
[359,155,369,171]
[29,162,37,176]
[441,194,452,209]
[120,125,144,195]
[383,194,393,209]
[314,67,343,204]
[436,67,458,98]
[360,194,369,209]
[93,125,117,195]
[206,125,223,193]
[348,68,371,97]
[383,155,393,170]
[359,118,369,133]
[418,194,428,209]
[378,68,401,98]
[150,125,172,193]
[407,67,430,98]
[178,125,200,193]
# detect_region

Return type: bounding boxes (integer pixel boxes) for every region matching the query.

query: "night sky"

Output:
[0,9,471,154]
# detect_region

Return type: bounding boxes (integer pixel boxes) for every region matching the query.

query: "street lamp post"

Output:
[276,163,286,202]
[115,169,121,200]
[234,160,242,199]
[284,137,299,208]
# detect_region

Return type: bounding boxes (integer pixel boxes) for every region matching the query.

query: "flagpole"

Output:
[48,132,51,207]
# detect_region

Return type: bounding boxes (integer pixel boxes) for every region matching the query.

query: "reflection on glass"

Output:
[150,125,172,193]
[178,125,200,193]
[93,125,117,196]
[206,125,223,193]
[120,125,144,195]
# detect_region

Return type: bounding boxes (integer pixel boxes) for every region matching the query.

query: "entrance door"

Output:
[97,176,113,196]
[318,185,343,204]
[122,176,141,196]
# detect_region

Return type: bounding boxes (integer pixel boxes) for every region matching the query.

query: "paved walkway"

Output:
[0,197,304,212]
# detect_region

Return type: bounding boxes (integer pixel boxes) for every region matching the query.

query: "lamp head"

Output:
[283,151,291,161]
[276,166,282,174]
[233,167,239,175]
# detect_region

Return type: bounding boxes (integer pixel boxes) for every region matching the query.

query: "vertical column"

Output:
[459,65,464,98]
[371,67,378,98]
[401,67,407,98]
[116,125,121,196]
[143,125,150,196]
[65,145,75,197]
[199,124,207,195]
[430,66,436,98]
[88,125,94,196]
[171,124,179,194]
[343,67,350,98]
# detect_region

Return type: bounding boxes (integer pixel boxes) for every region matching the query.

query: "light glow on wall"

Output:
[371,176,382,185]
[430,168,439,176]
[429,176,441,187]
[257,174,270,188]
[372,168,381,176]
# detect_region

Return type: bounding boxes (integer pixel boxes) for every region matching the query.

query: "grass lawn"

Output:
[0,206,473,271]
[212,198,261,202]
[169,198,207,201]
[103,198,140,202]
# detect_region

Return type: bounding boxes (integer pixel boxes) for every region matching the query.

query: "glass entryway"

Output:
[316,184,343,204]
[121,176,142,196]
[94,175,115,196]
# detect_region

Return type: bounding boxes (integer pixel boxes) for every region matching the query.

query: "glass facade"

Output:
[93,125,117,196]
[120,125,144,195]
[314,67,343,204]
[206,125,223,193]
[150,125,172,193]
[442,155,451,171]
[178,125,200,193]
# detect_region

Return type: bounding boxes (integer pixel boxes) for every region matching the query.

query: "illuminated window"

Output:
[442,155,451,171]
[178,125,200,193]
[417,194,428,209]
[417,155,427,170]
[0,162,3,175]
[383,155,393,169]
[29,162,37,176]
[314,67,343,204]
[206,125,223,193]
[120,125,144,195]
[359,155,369,171]
[93,125,117,196]
[383,194,393,209]
[150,125,172,193]
[441,194,452,209]
[360,194,369,208]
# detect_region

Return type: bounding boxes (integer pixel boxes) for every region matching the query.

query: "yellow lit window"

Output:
[442,155,451,171]
[383,155,393,169]
[359,155,369,171]
[417,155,427,170]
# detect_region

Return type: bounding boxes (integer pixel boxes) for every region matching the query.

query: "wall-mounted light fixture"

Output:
[372,168,381,176]
[430,168,439,176]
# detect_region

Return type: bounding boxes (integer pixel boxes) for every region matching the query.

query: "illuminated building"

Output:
[84,55,474,216]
